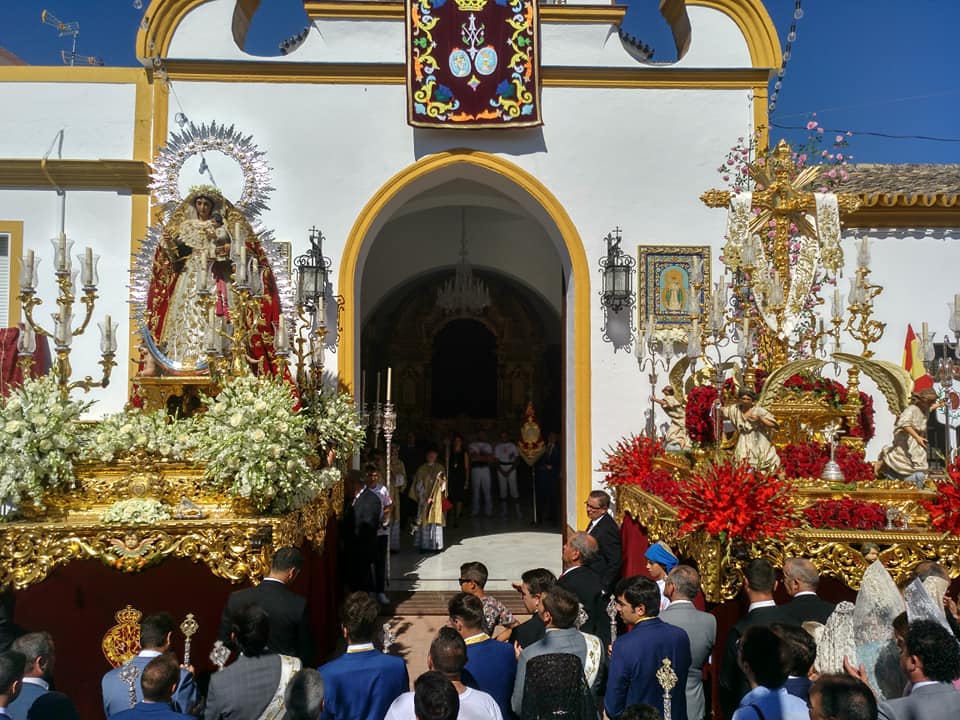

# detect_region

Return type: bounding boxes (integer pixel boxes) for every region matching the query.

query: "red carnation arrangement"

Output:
[675,459,800,543]
[803,498,887,530]
[780,441,874,483]
[600,434,678,504]
[922,458,960,533]
[685,386,719,445]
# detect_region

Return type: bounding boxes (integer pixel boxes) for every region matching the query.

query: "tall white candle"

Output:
[58,233,67,271]
[83,247,93,284]
[386,367,392,403]
[954,294,960,317]
[833,289,841,318]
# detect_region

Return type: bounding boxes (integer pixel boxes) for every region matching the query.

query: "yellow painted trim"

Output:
[337,150,593,529]
[163,59,767,88]
[0,67,146,84]
[0,221,24,326]
[305,1,627,24]
[138,0,210,62]
[132,72,154,163]
[687,0,781,70]
[0,160,151,193]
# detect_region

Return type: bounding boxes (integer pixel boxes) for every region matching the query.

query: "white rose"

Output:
[251,429,266,442]
[265,461,277,473]
[270,445,282,459]
[229,413,244,428]
[254,400,268,412]
[39,439,53,452]
[3,420,23,434]
[286,460,297,472]
[120,423,134,435]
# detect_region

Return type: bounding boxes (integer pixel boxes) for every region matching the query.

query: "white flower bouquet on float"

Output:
[0,375,92,509]
[304,387,366,459]
[194,374,330,513]
[84,407,196,462]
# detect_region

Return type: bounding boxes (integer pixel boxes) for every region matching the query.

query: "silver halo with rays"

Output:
[149,120,274,219]
[131,122,295,354]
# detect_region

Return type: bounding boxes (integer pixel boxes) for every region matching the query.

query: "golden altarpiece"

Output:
[0,123,351,601]
[616,140,960,602]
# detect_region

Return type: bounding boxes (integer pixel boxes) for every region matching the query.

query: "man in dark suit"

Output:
[448,592,515,719]
[342,470,382,593]
[534,432,561,525]
[102,614,197,717]
[661,566,716,720]
[718,558,782,719]
[217,547,312,664]
[778,557,835,625]
[583,490,622,592]
[317,592,408,719]
[606,575,691,720]
[112,654,193,720]
[876,620,960,720]
[557,532,610,648]
[206,604,300,720]
[510,568,556,648]
[7,631,55,720]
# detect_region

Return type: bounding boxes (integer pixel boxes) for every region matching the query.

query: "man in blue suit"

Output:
[605,575,691,720]
[318,592,408,719]
[448,591,516,718]
[6,632,55,720]
[102,613,197,717]
[112,654,193,720]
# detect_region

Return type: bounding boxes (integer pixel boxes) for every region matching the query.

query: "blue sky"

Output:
[1,1,958,163]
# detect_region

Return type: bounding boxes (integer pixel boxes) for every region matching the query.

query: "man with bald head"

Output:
[557,532,609,647]
[778,557,834,625]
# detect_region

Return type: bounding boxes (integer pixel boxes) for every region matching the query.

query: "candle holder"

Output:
[18,233,116,398]
[843,264,885,357]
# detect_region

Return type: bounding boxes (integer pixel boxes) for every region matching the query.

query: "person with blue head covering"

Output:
[644,541,678,610]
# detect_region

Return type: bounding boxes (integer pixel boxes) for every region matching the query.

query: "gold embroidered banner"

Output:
[406,0,542,128]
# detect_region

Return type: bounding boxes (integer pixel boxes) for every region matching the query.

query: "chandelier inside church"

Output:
[436,208,490,315]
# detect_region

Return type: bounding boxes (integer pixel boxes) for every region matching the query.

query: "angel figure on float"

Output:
[652,385,691,451]
[874,387,943,486]
[722,387,780,471]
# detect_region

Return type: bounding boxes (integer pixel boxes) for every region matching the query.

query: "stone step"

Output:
[383,589,529,617]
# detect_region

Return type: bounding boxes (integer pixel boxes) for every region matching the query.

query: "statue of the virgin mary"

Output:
[140,186,281,376]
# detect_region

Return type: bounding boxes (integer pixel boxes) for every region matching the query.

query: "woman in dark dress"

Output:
[447,434,470,526]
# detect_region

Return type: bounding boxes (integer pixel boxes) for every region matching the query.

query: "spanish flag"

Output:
[903,324,933,391]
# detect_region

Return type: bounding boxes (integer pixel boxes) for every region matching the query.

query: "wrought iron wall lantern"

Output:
[599,227,636,346]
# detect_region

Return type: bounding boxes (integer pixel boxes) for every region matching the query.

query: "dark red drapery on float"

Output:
[12,518,340,719]
[0,328,51,396]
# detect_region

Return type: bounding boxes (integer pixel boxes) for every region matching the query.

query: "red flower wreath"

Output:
[675,459,800,543]
[780,441,874,483]
[600,434,677,504]
[685,386,719,445]
[803,498,887,530]
[922,457,960,534]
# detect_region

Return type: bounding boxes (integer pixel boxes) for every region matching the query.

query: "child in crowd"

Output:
[458,561,519,640]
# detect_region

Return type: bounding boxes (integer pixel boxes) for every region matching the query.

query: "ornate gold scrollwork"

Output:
[617,484,960,603]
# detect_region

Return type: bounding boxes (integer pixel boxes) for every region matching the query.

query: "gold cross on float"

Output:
[700,139,863,369]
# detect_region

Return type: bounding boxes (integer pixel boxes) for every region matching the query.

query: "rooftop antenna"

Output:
[41,10,103,67]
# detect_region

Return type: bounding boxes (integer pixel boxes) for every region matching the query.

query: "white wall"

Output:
[0,83,136,160]
[0,189,134,415]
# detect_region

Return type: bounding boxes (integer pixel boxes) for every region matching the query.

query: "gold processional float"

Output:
[613,140,960,602]
[0,122,366,591]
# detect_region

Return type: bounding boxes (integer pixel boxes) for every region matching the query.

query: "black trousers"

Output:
[373,535,389,593]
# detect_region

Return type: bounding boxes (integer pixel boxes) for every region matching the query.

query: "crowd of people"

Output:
[341,431,563,606]
[1,491,959,720]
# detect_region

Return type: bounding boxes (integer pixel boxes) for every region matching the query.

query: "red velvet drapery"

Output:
[0,328,51,396]
[13,517,339,719]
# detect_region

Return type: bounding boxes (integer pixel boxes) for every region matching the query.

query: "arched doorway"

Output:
[338,151,591,589]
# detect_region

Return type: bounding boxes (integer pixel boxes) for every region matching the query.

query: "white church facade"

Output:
[0,0,957,530]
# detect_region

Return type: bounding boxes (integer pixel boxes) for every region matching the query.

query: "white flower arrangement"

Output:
[195,375,316,513]
[0,375,93,509]
[102,498,172,524]
[82,408,196,463]
[304,388,366,458]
